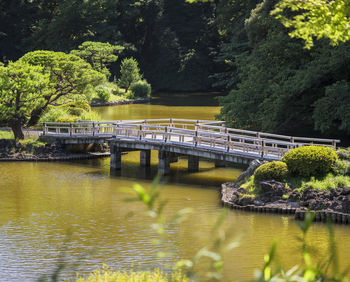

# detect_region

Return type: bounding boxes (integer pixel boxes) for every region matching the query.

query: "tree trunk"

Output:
[9,118,24,140]
[27,107,44,127]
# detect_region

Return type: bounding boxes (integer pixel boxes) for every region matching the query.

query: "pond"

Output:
[1,92,349,281]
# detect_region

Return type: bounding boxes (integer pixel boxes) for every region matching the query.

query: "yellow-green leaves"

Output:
[0,61,50,138]
[272,0,350,48]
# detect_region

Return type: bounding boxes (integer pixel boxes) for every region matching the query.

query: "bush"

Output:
[282,146,338,177]
[0,131,14,139]
[131,80,152,98]
[96,87,110,102]
[336,147,350,160]
[254,161,288,185]
[332,159,350,176]
[40,107,70,123]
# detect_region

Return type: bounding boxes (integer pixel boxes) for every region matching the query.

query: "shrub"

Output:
[118,57,142,90]
[0,131,14,139]
[56,115,78,123]
[40,107,70,123]
[79,110,101,121]
[282,146,338,177]
[254,161,288,185]
[131,80,152,98]
[336,147,350,160]
[332,159,350,176]
[96,87,110,102]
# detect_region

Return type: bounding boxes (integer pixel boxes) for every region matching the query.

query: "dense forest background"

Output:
[1,0,349,141]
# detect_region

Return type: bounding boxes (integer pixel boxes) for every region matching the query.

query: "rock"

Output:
[253,199,264,206]
[341,187,350,195]
[236,159,266,184]
[286,202,300,208]
[288,191,301,202]
[259,180,286,194]
[237,195,255,206]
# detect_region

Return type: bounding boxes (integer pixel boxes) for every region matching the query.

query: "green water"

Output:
[1,93,350,281]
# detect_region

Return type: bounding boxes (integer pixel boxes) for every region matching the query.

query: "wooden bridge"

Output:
[42,119,340,175]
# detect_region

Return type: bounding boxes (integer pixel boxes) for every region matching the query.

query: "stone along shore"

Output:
[221,160,350,225]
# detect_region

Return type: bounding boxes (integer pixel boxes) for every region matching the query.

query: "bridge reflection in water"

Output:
[42,119,340,175]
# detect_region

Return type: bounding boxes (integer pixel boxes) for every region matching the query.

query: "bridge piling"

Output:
[188,156,199,172]
[140,150,151,167]
[158,150,170,175]
[110,145,122,170]
[215,160,226,168]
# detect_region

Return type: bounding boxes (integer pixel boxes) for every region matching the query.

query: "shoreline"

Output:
[0,152,110,162]
[90,97,151,107]
[220,160,350,225]
[220,183,350,225]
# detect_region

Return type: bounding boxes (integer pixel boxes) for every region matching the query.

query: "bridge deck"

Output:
[42,118,340,162]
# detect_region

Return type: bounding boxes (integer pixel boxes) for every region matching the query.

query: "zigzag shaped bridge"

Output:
[42,119,340,175]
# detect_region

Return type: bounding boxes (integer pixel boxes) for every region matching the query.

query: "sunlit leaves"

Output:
[0,61,50,138]
[272,0,350,48]
[70,41,124,78]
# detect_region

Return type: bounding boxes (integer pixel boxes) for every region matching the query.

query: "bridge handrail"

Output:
[42,119,340,160]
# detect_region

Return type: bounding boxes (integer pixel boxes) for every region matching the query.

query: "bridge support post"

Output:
[188,156,199,172]
[158,150,170,175]
[140,150,151,167]
[110,145,122,170]
[215,159,226,168]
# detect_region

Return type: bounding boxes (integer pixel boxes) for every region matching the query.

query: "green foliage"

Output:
[96,87,111,102]
[40,105,101,123]
[282,146,338,177]
[18,50,104,128]
[20,50,105,102]
[257,212,348,281]
[272,0,350,49]
[118,58,142,90]
[70,41,124,78]
[130,80,152,98]
[76,266,187,282]
[18,137,46,148]
[0,131,14,139]
[290,173,350,191]
[0,60,50,139]
[254,161,289,185]
[313,80,350,133]
[336,147,350,160]
[79,110,101,122]
[332,159,350,176]
[217,0,350,138]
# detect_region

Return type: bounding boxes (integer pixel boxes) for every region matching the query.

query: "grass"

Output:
[240,175,260,196]
[293,173,350,192]
[75,267,188,282]
[242,173,350,195]
[18,137,46,148]
[0,131,14,139]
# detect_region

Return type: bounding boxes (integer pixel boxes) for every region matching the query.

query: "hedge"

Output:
[254,161,288,185]
[282,146,338,177]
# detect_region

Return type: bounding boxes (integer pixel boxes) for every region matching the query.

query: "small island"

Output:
[221,145,350,224]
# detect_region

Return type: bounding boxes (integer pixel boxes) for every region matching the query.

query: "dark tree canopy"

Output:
[1,0,350,141]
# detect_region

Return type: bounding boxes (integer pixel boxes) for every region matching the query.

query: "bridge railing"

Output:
[42,119,340,160]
